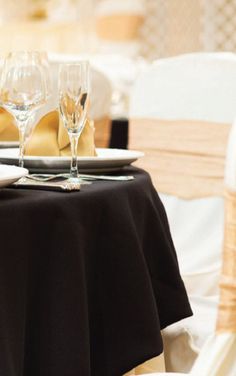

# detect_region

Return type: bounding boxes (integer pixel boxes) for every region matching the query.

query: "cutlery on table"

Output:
[13,178,80,192]
[26,173,135,182]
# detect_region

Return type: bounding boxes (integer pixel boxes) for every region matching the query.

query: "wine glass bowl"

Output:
[60,92,89,134]
[0,51,50,167]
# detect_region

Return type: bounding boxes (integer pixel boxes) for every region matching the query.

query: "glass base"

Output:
[68,176,91,185]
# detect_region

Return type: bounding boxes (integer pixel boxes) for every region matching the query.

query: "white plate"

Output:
[0,141,19,149]
[0,148,144,173]
[0,164,28,188]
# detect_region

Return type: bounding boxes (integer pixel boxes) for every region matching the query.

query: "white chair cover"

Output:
[95,0,145,57]
[189,116,236,376]
[129,52,236,372]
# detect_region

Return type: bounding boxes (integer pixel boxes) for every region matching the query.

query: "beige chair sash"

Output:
[96,14,143,41]
[217,189,236,333]
[94,116,112,148]
[129,118,231,199]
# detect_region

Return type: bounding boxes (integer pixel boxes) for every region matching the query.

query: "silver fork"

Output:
[14,178,81,192]
[27,173,134,182]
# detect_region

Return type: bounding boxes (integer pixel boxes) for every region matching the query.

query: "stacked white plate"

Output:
[0,148,144,174]
[0,164,28,188]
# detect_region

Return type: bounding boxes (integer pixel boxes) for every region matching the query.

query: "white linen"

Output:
[159,193,224,296]
[191,333,236,376]
[136,333,236,376]
[129,52,236,373]
[162,295,218,373]
[95,40,141,59]
[130,52,236,123]
[96,0,145,17]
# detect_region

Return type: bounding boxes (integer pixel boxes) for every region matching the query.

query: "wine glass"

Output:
[37,51,52,100]
[0,51,49,168]
[59,61,90,183]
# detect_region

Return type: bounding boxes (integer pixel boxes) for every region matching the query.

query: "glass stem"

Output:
[18,121,27,168]
[69,133,79,178]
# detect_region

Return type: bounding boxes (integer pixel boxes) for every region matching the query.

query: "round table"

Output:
[0,167,192,376]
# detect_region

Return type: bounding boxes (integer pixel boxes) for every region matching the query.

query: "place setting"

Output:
[3,2,236,376]
[0,50,143,191]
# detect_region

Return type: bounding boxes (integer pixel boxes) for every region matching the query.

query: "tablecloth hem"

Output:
[118,348,164,376]
[160,308,193,330]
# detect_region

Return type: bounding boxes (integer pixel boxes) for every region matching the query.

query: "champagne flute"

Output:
[59,61,90,183]
[0,51,49,168]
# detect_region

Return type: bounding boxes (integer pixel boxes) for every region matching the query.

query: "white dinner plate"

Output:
[0,164,28,188]
[0,148,144,173]
[0,141,19,149]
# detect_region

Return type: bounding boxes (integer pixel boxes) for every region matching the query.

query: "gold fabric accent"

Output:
[94,116,111,148]
[129,118,231,199]
[96,14,144,41]
[0,109,96,156]
[216,189,236,333]
[25,110,96,157]
[0,108,18,141]
[28,8,47,20]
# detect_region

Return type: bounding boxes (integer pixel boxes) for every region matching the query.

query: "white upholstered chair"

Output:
[95,0,145,57]
[129,52,236,373]
[129,117,236,376]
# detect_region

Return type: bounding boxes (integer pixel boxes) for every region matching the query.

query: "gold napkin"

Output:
[25,110,96,156]
[0,108,18,141]
[0,108,96,156]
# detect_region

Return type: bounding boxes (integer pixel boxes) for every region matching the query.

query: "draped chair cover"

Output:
[136,105,236,376]
[95,0,145,57]
[129,52,236,373]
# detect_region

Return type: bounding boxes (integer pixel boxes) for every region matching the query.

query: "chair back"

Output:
[217,118,236,333]
[129,53,236,297]
[187,119,236,376]
[95,0,145,56]
[130,53,236,198]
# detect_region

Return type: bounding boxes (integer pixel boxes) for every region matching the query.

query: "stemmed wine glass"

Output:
[59,61,90,183]
[0,51,49,168]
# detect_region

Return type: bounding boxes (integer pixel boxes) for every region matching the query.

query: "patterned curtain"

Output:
[139,0,236,60]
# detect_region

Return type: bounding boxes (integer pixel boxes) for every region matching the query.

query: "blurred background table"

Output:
[0,21,96,55]
[0,167,192,376]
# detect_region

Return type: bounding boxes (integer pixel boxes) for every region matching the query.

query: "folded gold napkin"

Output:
[25,110,96,156]
[0,108,18,141]
[0,108,96,156]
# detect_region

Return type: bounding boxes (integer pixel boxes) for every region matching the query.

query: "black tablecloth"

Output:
[0,167,192,376]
